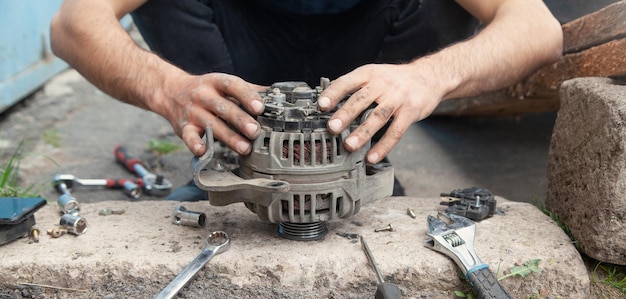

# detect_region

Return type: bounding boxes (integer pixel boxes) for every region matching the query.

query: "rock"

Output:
[546,77,626,265]
[0,197,588,298]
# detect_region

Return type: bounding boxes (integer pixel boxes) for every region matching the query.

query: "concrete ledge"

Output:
[0,197,589,298]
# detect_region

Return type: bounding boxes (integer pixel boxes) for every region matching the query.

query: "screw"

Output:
[29,227,40,243]
[374,224,394,232]
[407,208,416,219]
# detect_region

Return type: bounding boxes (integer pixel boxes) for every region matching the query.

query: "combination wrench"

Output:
[155,231,230,299]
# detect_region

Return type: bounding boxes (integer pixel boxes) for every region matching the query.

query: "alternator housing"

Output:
[192,78,393,240]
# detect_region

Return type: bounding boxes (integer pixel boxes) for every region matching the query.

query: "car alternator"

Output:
[192,78,393,241]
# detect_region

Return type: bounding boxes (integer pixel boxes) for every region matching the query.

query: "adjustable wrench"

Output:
[114,145,172,197]
[52,174,142,200]
[424,212,511,299]
[155,231,230,299]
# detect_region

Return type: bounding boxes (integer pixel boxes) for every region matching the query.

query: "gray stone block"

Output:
[0,198,588,298]
[547,77,626,265]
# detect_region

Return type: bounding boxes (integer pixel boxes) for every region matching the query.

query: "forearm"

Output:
[417,0,563,101]
[50,0,185,116]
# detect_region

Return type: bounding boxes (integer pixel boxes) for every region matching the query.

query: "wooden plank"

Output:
[524,37,626,97]
[562,0,626,53]
[434,37,626,116]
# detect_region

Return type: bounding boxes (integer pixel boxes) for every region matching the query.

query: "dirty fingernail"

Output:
[236,141,250,154]
[193,143,203,154]
[251,100,264,114]
[245,123,258,136]
[328,119,342,132]
[345,136,358,150]
[318,96,330,109]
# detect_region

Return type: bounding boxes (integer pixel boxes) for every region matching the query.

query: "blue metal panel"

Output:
[0,1,66,112]
[0,1,132,113]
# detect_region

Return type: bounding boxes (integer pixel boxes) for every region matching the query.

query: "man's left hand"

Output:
[318,62,444,164]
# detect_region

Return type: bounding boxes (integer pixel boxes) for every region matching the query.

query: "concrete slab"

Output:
[0,196,588,298]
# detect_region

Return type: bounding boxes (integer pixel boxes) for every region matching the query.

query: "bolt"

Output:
[407,208,416,219]
[29,227,40,243]
[374,224,394,232]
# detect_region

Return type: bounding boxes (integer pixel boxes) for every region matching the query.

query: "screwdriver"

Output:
[360,236,402,299]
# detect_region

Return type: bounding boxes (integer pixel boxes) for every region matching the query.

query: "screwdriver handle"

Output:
[467,267,511,299]
[375,283,402,299]
[114,145,142,175]
[104,178,140,188]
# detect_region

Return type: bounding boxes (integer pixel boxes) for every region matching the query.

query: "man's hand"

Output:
[318,63,444,164]
[318,0,562,164]
[50,0,266,157]
[162,73,265,157]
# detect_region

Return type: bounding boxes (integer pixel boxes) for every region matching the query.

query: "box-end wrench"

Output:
[52,174,141,200]
[114,145,172,197]
[155,231,230,299]
[424,212,511,299]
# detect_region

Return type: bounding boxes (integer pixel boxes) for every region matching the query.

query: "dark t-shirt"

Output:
[251,0,363,14]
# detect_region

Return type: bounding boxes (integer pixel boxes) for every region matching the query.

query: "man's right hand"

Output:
[161,73,265,156]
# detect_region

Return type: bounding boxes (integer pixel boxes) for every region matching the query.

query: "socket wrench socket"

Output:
[60,214,88,235]
[122,180,142,199]
[58,193,80,216]
[172,206,206,228]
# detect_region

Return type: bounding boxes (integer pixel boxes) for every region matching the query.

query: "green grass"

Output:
[0,142,56,198]
[593,263,626,294]
[0,143,38,197]
[42,129,61,148]
[148,139,183,155]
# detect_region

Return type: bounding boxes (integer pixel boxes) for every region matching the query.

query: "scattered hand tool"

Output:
[114,145,172,197]
[440,187,497,221]
[360,236,402,299]
[172,206,206,228]
[53,174,141,200]
[424,213,511,299]
[60,214,87,235]
[52,175,81,216]
[155,231,230,299]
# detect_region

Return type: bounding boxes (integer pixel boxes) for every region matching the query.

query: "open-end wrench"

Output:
[114,145,173,197]
[52,174,142,200]
[155,231,230,299]
[424,212,511,299]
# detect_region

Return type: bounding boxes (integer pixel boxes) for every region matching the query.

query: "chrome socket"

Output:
[58,193,80,216]
[60,214,88,235]
[172,206,206,228]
